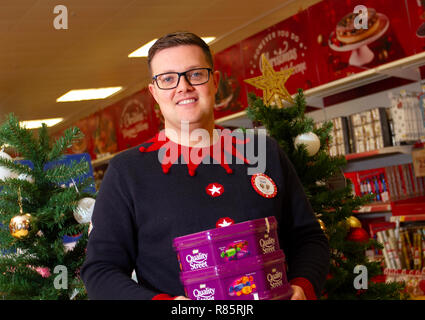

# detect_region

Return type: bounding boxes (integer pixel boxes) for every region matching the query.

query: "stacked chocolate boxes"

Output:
[315,108,393,156]
[349,108,393,154]
[315,117,351,156]
[173,217,293,300]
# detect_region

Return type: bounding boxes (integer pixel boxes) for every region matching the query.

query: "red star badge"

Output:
[216,217,235,228]
[206,183,224,197]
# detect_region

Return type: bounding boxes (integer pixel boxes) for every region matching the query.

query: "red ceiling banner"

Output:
[213,0,425,119]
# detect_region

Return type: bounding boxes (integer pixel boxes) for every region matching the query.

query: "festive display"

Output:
[0,113,94,299]
[244,54,294,108]
[9,213,33,239]
[73,197,96,224]
[346,227,370,243]
[294,132,321,157]
[246,83,404,299]
[346,216,362,229]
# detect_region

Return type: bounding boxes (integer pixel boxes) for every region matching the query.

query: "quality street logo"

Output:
[259,236,276,254]
[186,251,209,270]
[193,285,215,300]
[267,269,283,289]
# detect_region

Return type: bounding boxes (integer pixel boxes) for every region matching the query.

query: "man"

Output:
[81,32,329,300]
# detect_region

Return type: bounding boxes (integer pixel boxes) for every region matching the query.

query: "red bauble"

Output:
[346,227,370,243]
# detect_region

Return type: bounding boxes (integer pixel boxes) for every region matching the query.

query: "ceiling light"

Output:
[128,39,158,58]
[128,37,217,58]
[56,87,122,102]
[20,118,63,129]
[201,37,216,44]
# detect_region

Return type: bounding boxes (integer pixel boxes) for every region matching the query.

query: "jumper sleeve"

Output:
[272,138,330,299]
[81,162,158,300]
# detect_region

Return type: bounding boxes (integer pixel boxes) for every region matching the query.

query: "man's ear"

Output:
[212,70,220,93]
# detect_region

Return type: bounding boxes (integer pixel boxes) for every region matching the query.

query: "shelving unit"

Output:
[345,145,413,161]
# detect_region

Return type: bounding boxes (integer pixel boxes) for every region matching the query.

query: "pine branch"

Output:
[0,114,39,162]
[44,160,89,185]
[37,124,50,163]
[48,127,84,162]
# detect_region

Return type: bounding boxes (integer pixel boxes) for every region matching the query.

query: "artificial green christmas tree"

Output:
[0,113,94,299]
[246,88,405,299]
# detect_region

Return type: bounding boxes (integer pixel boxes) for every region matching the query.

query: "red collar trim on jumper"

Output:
[139,126,250,176]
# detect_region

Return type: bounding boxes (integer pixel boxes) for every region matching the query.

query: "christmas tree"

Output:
[0,113,94,299]
[244,56,404,299]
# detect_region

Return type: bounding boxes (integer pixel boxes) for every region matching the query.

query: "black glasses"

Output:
[152,68,212,90]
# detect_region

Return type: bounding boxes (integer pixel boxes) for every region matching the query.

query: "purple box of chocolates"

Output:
[173,216,293,300]
[180,250,292,300]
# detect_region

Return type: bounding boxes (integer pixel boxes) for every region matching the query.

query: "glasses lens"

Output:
[156,73,178,89]
[186,68,209,85]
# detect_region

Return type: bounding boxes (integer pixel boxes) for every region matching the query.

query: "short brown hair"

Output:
[147,31,214,76]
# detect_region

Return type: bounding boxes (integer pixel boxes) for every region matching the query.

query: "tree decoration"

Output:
[294,132,321,156]
[9,188,36,239]
[244,54,294,108]
[346,216,362,229]
[73,197,95,224]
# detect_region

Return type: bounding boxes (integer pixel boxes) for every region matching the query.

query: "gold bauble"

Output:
[317,219,326,232]
[346,216,362,229]
[9,213,34,239]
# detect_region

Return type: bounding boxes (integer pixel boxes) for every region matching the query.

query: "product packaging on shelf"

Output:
[345,168,390,203]
[315,116,352,156]
[371,222,425,298]
[348,107,393,154]
[389,92,425,145]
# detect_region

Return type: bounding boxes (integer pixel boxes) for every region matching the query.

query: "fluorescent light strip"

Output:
[128,37,216,58]
[20,118,63,129]
[57,86,122,102]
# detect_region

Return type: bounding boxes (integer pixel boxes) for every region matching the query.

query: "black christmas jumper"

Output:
[81,129,330,300]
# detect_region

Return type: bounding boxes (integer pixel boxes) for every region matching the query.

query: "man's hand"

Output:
[290,285,306,300]
[174,296,191,300]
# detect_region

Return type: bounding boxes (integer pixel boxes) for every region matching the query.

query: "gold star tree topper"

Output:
[244,54,294,108]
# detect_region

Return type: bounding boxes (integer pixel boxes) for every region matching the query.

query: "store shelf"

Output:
[345,145,413,161]
[355,203,392,214]
[390,214,425,222]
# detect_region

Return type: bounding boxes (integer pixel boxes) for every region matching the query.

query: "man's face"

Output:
[148,45,219,131]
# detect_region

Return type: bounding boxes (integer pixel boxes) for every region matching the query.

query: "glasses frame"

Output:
[152,67,212,90]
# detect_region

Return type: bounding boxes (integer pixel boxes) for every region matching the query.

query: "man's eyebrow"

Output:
[155,65,205,74]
